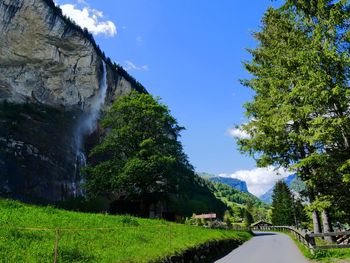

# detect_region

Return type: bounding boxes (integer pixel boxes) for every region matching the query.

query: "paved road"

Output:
[215,232,309,263]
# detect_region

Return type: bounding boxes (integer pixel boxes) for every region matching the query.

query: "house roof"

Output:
[250,220,272,227]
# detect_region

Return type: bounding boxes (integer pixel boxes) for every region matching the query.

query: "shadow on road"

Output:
[253,232,276,237]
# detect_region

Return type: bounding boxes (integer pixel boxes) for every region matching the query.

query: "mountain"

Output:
[0,0,145,201]
[260,174,305,204]
[197,173,249,193]
[198,173,270,208]
[211,181,268,208]
[259,188,274,205]
[209,177,249,193]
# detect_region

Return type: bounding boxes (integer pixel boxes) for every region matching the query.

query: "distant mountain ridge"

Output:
[197,173,249,193]
[260,174,305,204]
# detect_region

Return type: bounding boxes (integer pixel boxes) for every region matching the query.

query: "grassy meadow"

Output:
[0,199,251,262]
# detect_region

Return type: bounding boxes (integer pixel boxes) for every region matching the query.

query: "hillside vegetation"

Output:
[212,182,267,208]
[207,181,271,225]
[0,199,251,262]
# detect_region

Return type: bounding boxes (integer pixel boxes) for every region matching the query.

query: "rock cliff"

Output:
[0,0,146,201]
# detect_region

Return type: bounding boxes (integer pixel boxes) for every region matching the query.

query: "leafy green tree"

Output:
[271,181,295,226]
[84,91,189,202]
[223,210,233,227]
[238,0,350,234]
[244,208,254,227]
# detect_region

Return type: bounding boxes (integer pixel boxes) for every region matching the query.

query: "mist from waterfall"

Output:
[80,61,108,136]
[72,60,108,197]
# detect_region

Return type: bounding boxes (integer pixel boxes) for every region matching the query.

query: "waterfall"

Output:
[72,60,108,197]
[73,151,87,197]
[81,60,108,135]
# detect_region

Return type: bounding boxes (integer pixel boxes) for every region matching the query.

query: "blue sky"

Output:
[56,0,289,196]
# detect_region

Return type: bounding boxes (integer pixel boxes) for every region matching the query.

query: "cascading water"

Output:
[72,61,108,197]
[73,151,87,197]
[80,60,108,135]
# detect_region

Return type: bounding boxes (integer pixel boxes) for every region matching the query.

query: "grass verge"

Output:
[283,232,350,263]
[0,199,252,262]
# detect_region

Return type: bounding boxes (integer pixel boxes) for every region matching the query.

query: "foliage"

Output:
[84,92,226,217]
[211,182,268,208]
[293,198,308,228]
[311,248,350,263]
[184,216,228,230]
[223,210,233,227]
[271,181,295,226]
[209,181,271,223]
[287,232,350,263]
[0,199,252,262]
[168,174,228,218]
[244,209,254,227]
[238,0,350,226]
[85,91,188,200]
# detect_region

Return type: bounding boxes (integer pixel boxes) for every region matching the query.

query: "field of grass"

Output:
[0,199,252,262]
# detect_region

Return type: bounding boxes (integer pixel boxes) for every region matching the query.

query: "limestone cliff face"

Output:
[0,0,146,201]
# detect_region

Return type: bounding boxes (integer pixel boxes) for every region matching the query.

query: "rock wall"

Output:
[0,0,146,201]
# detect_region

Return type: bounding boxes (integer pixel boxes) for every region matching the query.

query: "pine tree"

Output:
[244,209,254,227]
[271,181,295,226]
[238,0,350,234]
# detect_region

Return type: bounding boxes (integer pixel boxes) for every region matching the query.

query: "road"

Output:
[215,232,309,263]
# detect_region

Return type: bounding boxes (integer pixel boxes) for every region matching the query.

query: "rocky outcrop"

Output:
[0,0,146,201]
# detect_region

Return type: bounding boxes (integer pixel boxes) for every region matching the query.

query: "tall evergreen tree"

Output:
[238,0,350,235]
[244,209,254,227]
[271,181,295,226]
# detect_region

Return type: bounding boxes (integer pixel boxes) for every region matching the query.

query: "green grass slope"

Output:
[211,182,268,208]
[0,199,252,262]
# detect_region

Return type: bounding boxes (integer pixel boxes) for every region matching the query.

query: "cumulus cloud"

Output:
[60,3,117,37]
[219,166,291,197]
[228,127,250,139]
[124,60,149,71]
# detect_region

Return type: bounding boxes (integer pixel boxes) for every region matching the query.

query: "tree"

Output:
[244,209,254,227]
[238,1,350,235]
[223,210,233,227]
[280,0,350,239]
[271,181,295,226]
[293,198,308,228]
[84,91,189,203]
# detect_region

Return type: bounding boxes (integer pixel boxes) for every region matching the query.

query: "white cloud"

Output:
[60,3,117,37]
[136,36,143,42]
[219,166,291,197]
[124,60,149,71]
[228,127,250,139]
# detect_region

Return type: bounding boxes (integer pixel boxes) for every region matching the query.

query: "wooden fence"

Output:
[252,225,350,251]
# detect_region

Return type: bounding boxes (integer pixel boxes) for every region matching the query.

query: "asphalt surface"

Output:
[215,232,309,263]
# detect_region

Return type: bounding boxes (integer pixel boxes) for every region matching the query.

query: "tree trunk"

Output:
[321,209,336,243]
[312,210,322,234]
[309,189,322,234]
